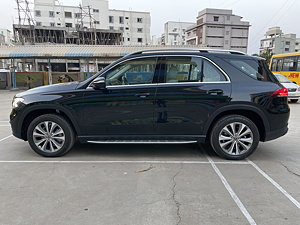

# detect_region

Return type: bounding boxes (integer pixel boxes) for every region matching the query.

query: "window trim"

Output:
[87,55,230,89]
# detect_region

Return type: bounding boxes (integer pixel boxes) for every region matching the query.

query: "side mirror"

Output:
[92,77,106,90]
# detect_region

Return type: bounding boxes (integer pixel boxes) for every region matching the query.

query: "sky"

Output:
[1,0,299,54]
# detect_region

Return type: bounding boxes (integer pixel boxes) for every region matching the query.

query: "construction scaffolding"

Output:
[14,0,123,45]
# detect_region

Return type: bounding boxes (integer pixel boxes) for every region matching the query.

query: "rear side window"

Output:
[224,58,274,81]
[162,56,227,83]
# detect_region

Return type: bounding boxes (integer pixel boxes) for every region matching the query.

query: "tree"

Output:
[259,49,273,66]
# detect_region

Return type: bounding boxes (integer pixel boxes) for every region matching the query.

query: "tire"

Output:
[210,115,259,160]
[290,99,298,103]
[27,114,75,157]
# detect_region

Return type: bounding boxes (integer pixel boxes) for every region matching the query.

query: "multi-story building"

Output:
[162,21,195,45]
[260,27,300,54]
[0,29,12,46]
[33,0,151,45]
[186,9,250,53]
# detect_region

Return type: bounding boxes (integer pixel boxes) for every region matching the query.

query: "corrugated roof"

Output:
[0,45,207,59]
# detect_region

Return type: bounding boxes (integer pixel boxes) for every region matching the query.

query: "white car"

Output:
[274,73,300,103]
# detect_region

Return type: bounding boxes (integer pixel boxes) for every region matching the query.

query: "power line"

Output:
[249,0,290,46]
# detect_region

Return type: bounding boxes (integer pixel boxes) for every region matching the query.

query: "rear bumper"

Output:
[263,125,288,142]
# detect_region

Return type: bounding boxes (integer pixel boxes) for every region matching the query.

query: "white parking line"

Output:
[0,160,250,165]
[0,135,13,142]
[247,158,300,210]
[206,154,256,225]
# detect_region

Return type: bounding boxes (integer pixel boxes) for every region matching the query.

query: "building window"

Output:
[75,13,81,18]
[93,9,99,13]
[56,12,60,15]
[137,18,143,23]
[138,38,143,43]
[57,23,61,26]
[65,12,72,18]
[128,38,130,41]
[66,23,72,28]
[75,24,81,29]
[213,16,219,21]
[119,16,124,24]
[109,16,114,23]
[285,48,290,52]
[109,26,114,30]
[119,27,124,31]
[36,22,42,26]
[35,10,41,17]
[137,28,143,33]
[50,22,55,27]
[49,11,54,17]
[125,27,129,30]
[94,21,100,24]
[286,41,290,45]
[125,17,129,19]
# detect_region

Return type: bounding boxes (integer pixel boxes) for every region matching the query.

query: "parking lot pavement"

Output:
[0,90,299,225]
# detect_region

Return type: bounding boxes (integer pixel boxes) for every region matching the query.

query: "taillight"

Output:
[271,88,288,97]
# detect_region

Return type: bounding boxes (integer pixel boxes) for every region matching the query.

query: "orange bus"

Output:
[270,52,300,85]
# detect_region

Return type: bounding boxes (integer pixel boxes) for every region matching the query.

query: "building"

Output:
[0,29,13,46]
[186,8,250,53]
[162,21,195,45]
[260,27,300,55]
[29,0,151,45]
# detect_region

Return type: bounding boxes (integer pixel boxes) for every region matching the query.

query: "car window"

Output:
[275,74,291,83]
[224,58,274,81]
[163,56,227,83]
[104,57,157,86]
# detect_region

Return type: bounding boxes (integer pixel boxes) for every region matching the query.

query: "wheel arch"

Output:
[204,104,270,142]
[19,104,81,141]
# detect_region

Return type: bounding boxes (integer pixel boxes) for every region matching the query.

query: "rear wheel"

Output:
[210,115,259,160]
[27,114,75,157]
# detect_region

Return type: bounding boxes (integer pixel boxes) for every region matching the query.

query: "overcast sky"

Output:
[1,0,299,54]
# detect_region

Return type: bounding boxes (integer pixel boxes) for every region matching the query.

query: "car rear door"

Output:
[154,56,232,137]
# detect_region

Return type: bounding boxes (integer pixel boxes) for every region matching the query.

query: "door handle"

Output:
[207,89,223,95]
[135,93,150,98]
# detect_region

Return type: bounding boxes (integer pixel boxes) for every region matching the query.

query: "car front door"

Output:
[154,56,232,138]
[82,57,159,138]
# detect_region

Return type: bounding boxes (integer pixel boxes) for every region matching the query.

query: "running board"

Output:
[87,140,198,144]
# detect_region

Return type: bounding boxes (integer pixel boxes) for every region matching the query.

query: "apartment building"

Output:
[260,27,300,54]
[162,21,195,45]
[186,8,250,53]
[33,0,151,45]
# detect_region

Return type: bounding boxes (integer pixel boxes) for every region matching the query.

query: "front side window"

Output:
[104,58,157,86]
[163,57,227,83]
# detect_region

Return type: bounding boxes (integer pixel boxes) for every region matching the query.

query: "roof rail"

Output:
[126,48,246,56]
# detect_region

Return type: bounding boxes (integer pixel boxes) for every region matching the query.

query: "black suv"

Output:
[10,49,290,159]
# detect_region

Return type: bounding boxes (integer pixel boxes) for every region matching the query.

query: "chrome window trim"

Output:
[87,54,231,89]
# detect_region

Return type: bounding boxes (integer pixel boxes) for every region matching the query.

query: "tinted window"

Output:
[224,58,274,81]
[163,56,227,83]
[282,56,297,71]
[105,57,157,86]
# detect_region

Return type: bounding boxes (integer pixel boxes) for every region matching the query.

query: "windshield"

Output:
[275,74,291,83]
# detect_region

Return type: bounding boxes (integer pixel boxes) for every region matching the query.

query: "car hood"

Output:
[16,82,80,97]
[280,82,299,89]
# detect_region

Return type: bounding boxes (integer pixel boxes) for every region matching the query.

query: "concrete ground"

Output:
[0,90,299,225]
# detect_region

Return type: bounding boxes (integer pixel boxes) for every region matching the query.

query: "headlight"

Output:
[12,97,24,109]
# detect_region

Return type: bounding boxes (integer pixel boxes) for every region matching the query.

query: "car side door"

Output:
[82,56,159,138]
[154,56,232,138]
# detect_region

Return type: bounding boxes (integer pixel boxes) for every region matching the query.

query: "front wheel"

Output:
[210,115,259,160]
[27,114,75,157]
